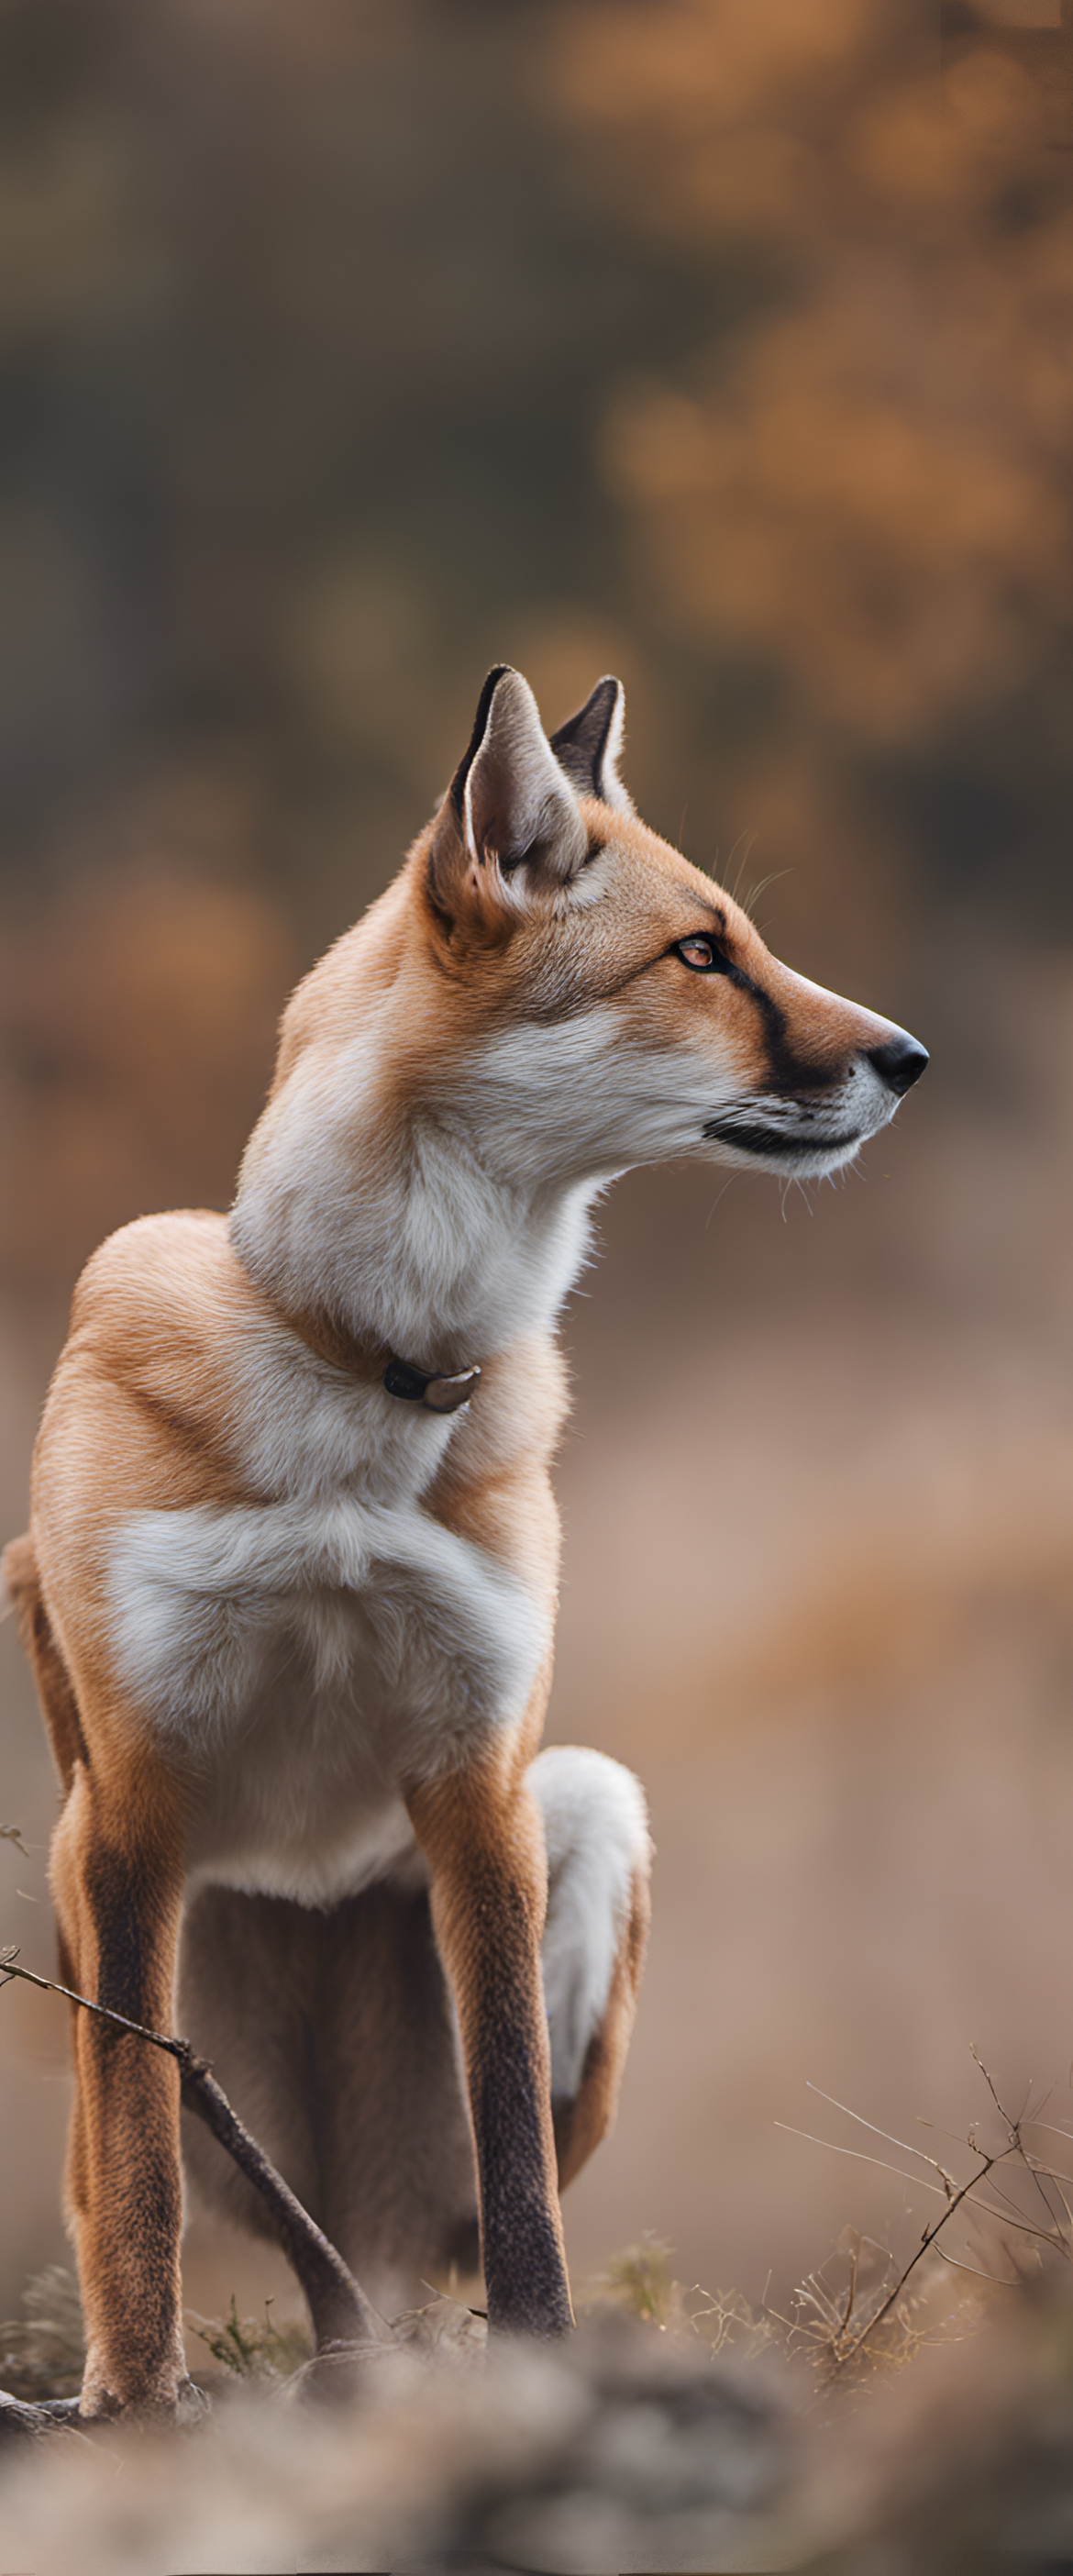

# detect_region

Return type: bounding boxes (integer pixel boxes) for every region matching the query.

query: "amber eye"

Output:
[675,934,728,974]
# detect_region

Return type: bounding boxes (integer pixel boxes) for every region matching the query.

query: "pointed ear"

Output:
[434,668,588,918]
[549,675,632,814]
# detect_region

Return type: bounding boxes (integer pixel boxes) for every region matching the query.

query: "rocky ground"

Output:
[5,2260,1073,2574]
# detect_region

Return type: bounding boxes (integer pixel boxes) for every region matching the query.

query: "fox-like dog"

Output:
[5,667,926,2418]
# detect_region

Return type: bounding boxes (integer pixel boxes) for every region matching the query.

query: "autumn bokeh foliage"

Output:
[1,0,1072,2325]
[0,1,1071,1297]
[557,0,1073,740]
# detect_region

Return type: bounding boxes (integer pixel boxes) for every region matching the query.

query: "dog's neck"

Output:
[230,1071,601,1380]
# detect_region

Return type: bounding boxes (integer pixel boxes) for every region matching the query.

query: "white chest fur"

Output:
[107,1351,549,1905]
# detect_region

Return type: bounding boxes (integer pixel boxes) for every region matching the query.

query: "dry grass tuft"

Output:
[769,2227,979,2389]
[0,2266,85,2403]
[188,2295,312,2388]
[582,2228,966,2389]
[581,2230,680,2329]
[583,2230,780,2363]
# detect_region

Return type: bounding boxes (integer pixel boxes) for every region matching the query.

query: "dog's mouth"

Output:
[702,1059,905,1172]
[702,1115,862,1163]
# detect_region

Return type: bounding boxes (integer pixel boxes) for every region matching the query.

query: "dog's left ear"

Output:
[447,665,589,892]
[550,675,633,815]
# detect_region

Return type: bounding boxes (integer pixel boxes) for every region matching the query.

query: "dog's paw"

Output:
[174,2373,213,2426]
[73,2372,212,2431]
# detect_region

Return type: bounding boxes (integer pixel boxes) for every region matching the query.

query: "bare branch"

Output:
[935,2248,1023,2289]
[0,1947,190,2054]
[775,2121,949,2201]
[846,2147,1007,2354]
[806,2082,956,2189]
[970,2045,1019,2143]
[1024,2119,1073,2157]
[779,2046,1073,2374]
[0,1948,389,2354]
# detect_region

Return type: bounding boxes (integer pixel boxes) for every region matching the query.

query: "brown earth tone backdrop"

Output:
[1,0,1071,2348]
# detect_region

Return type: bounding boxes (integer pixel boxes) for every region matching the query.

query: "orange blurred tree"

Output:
[548,0,1073,961]
[1,0,1071,1294]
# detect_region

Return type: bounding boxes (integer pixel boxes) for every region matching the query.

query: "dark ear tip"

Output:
[548,675,622,752]
[590,674,624,721]
[449,664,513,818]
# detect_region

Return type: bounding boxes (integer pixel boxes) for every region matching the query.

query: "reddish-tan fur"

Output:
[4,667,924,2414]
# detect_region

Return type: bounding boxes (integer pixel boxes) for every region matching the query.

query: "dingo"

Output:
[5,667,925,2415]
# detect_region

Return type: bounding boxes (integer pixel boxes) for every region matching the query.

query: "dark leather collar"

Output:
[249,1281,481,1414]
[382,1356,481,1415]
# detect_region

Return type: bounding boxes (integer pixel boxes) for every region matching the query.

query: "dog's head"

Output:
[423,666,926,1185]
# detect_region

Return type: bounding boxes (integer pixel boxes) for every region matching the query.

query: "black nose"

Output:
[867,1034,929,1097]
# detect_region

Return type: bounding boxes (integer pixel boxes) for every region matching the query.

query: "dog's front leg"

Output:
[50,1757,194,2418]
[406,1745,573,2338]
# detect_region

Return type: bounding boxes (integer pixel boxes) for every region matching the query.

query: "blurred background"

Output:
[1,0,1071,2343]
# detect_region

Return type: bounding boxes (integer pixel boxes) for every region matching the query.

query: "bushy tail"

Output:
[2,1532,87,1791]
[1,1530,36,1629]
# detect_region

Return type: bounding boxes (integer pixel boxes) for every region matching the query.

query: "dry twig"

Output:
[0,1944,387,2354]
[775,2047,1073,2376]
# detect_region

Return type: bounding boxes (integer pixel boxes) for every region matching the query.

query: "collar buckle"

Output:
[383,1358,481,1414]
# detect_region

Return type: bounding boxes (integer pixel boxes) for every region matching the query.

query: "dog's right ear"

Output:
[549,675,633,814]
[427,666,587,931]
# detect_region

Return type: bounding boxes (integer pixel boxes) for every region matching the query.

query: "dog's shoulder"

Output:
[61,1209,257,1388]
[36,1213,290,1512]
